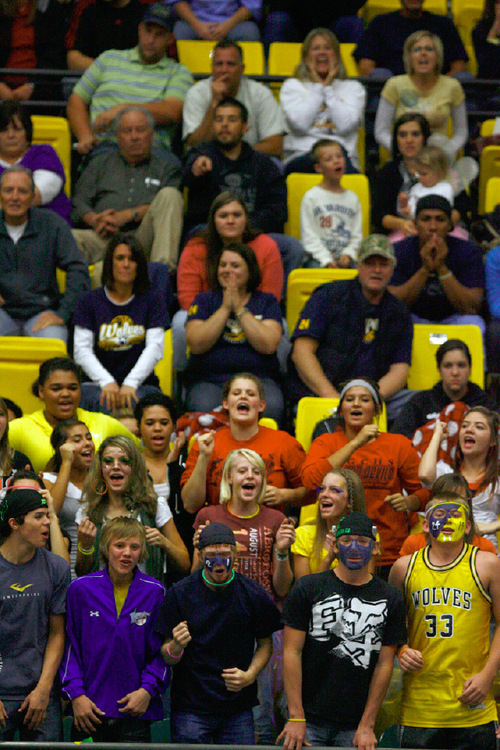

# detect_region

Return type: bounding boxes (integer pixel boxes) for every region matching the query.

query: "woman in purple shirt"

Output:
[0,102,71,223]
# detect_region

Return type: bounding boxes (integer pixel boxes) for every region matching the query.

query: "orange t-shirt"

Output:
[181,425,306,507]
[5,5,36,85]
[400,532,497,556]
[176,234,284,310]
[301,431,429,566]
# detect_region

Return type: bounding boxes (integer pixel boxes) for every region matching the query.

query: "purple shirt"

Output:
[169,0,262,22]
[0,144,71,224]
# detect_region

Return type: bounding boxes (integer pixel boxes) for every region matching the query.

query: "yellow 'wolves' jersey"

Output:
[400,543,497,727]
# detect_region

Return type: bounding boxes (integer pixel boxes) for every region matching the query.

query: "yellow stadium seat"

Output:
[485,177,500,213]
[480,119,496,136]
[154,329,173,396]
[268,42,301,101]
[56,266,94,294]
[296,396,387,525]
[31,115,71,196]
[454,5,482,40]
[479,146,500,213]
[407,324,484,391]
[0,337,67,414]
[259,417,278,430]
[339,43,359,77]
[285,172,371,240]
[286,267,358,333]
[176,40,264,75]
[464,43,477,75]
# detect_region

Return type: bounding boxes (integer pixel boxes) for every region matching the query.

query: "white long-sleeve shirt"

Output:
[280,78,366,167]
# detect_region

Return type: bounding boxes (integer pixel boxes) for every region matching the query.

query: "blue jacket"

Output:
[60,567,169,721]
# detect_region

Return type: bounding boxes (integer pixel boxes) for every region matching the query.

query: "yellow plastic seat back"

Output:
[340,43,359,77]
[286,267,358,333]
[480,119,496,137]
[407,324,484,391]
[485,177,500,213]
[177,40,264,75]
[154,329,173,396]
[285,172,371,240]
[31,115,71,196]
[268,42,302,101]
[479,146,500,213]
[0,337,67,414]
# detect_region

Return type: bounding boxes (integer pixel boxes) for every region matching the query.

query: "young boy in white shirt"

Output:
[300,139,362,268]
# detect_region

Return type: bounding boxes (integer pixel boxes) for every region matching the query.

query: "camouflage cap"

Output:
[357,234,396,266]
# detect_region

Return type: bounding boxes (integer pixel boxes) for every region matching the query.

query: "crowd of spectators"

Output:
[0,0,499,747]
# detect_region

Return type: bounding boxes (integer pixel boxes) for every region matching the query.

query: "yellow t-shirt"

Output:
[114,582,130,616]
[291,524,338,573]
[381,74,464,135]
[9,408,140,473]
[400,544,497,728]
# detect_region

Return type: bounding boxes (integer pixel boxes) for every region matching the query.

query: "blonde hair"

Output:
[82,436,157,524]
[403,31,443,75]
[294,28,346,81]
[311,469,366,567]
[99,517,148,564]
[219,449,267,505]
[416,145,449,180]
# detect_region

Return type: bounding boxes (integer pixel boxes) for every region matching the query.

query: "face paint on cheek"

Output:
[427,504,467,543]
[204,554,232,572]
[337,540,373,570]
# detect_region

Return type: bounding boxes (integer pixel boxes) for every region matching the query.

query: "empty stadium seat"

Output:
[485,177,500,212]
[340,43,359,76]
[407,324,484,391]
[0,337,68,414]
[284,172,371,241]
[177,40,265,75]
[286,267,358,333]
[479,146,500,213]
[31,115,72,196]
[480,119,496,136]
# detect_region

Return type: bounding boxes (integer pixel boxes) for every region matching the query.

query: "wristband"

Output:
[438,270,452,281]
[398,644,409,659]
[166,641,184,659]
[288,718,306,722]
[236,306,249,320]
[276,550,289,561]
[77,543,95,555]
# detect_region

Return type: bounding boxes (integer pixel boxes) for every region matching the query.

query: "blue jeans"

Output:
[0,692,62,742]
[171,708,255,744]
[0,308,67,343]
[305,718,356,747]
[80,382,161,414]
[174,19,261,41]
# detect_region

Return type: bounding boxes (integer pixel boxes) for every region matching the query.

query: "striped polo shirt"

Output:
[73,47,193,147]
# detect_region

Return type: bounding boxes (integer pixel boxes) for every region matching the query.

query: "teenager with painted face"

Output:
[280,511,406,750]
[157,522,282,745]
[390,492,500,750]
[61,517,168,744]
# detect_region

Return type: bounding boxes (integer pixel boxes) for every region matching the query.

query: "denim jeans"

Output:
[0,692,62,742]
[171,708,255,744]
[306,718,356,747]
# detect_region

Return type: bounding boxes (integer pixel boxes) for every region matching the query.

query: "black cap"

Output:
[142,3,174,30]
[199,522,236,550]
[416,194,452,218]
[0,488,47,533]
[335,512,377,540]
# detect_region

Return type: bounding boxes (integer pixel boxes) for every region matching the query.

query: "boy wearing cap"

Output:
[389,195,485,332]
[389,493,500,749]
[0,488,71,742]
[287,234,414,423]
[156,522,282,744]
[279,512,406,750]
